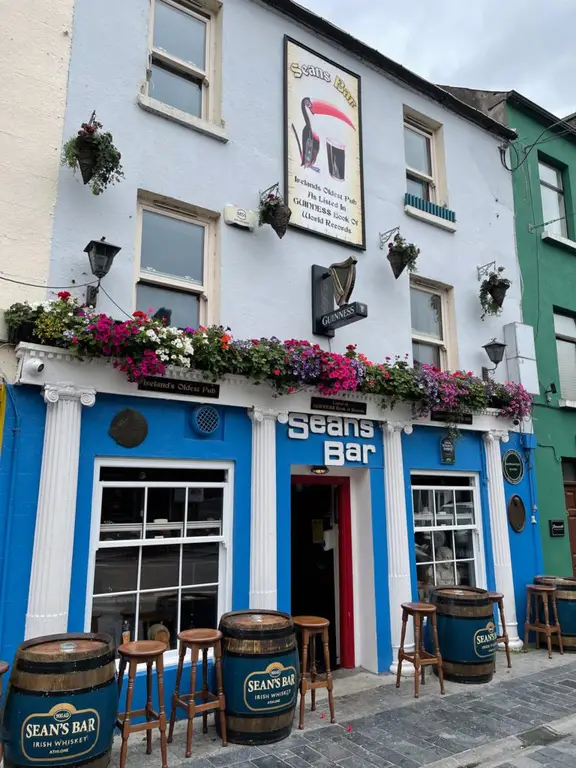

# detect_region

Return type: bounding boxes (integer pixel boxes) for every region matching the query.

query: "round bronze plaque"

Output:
[507,495,526,533]
[109,409,148,448]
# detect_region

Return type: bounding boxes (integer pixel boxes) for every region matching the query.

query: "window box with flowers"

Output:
[5,294,533,426]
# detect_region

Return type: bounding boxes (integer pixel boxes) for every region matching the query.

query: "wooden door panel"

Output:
[564,484,576,577]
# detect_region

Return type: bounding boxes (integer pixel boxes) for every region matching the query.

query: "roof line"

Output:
[259,0,517,141]
[506,91,576,140]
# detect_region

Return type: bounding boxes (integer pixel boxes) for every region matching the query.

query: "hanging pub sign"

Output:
[440,436,456,465]
[285,37,365,249]
[502,450,524,485]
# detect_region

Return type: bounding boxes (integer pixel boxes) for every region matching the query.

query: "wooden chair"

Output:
[293,616,335,730]
[116,640,168,768]
[487,591,511,670]
[395,602,444,699]
[524,584,563,659]
[167,628,226,757]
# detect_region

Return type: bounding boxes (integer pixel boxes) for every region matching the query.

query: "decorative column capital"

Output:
[483,429,509,445]
[250,407,288,425]
[382,421,413,436]
[43,383,96,407]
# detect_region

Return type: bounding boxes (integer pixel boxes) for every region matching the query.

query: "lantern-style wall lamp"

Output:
[84,237,122,306]
[482,339,507,380]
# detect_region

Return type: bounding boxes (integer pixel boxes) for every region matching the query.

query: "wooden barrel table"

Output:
[218,610,298,745]
[429,587,497,684]
[2,633,117,768]
[535,575,576,650]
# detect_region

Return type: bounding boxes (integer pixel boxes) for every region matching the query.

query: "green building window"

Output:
[539,161,568,238]
[554,313,576,400]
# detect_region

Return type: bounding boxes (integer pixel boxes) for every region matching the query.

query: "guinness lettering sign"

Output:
[320,302,368,331]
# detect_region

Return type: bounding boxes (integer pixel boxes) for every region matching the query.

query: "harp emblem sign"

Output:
[327,256,357,307]
[311,257,368,336]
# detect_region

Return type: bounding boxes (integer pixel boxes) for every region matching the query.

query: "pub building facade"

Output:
[0,0,542,700]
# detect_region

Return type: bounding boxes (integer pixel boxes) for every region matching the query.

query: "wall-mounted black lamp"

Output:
[310,465,329,476]
[84,237,122,306]
[545,382,557,403]
[482,339,507,381]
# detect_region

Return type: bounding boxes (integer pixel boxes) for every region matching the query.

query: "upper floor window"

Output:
[148,0,220,122]
[554,312,576,400]
[410,280,456,371]
[136,196,219,328]
[539,161,568,238]
[404,120,436,202]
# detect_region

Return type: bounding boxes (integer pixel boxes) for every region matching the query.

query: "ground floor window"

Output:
[412,474,482,601]
[88,462,231,655]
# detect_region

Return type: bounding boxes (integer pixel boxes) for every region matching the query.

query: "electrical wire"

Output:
[501,116,576,173]
[0,274,98,290]
[98,285,133,319]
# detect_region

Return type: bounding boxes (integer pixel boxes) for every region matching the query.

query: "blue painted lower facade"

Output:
[0,381,542,709]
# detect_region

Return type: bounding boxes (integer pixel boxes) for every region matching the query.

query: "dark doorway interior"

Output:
[291,483,338,670]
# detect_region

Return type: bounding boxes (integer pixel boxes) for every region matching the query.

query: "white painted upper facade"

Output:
[0,0,75,333]
[46,0,525,379]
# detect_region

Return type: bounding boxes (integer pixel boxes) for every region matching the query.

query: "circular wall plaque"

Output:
[502,449,524,485]
[109,409,148,448]
[507,495,526,533]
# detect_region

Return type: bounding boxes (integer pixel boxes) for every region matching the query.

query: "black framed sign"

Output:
[549,520,566,538]
[284,37,365,249]
[502,450,524,485]
[440,436,456,465]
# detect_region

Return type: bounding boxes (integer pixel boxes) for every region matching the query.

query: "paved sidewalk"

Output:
[111,652,576,768]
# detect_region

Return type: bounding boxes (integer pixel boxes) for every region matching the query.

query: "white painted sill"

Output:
[137,93,228,144]
[558,399,576,409]
[541,230,576,254]
[404,204,457,233]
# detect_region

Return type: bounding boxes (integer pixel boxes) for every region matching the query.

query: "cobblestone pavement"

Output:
[111,652,576,768]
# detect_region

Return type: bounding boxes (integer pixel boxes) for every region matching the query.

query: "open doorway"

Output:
[290,476,355,669]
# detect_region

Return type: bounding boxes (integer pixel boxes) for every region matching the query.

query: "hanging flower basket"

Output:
[479,267,511,319]
[62,112,124,195]
[487,280,509,308]
[387,234,420,279]
[75,135,98,184]
[258,183,292,239]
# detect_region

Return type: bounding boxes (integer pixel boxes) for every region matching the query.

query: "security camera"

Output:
[24,359,45,376]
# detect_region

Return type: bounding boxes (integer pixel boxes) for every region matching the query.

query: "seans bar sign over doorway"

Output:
[288,413,376,466]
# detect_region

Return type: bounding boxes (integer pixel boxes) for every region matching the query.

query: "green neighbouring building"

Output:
[444,88,576,576]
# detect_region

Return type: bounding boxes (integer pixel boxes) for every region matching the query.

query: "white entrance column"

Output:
[248,407,288,610]
[382,421,414,674]
[25,383,96,639]
[483,430,523,650]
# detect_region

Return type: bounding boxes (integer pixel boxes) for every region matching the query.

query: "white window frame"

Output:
[404,119,437,202]
[146,0,222,126]
[539,160,568,237]
[410,278,457,371]
[85,458,234,667]
[134,194,220,327]
[554,312,576,400]
[411,471,487,598]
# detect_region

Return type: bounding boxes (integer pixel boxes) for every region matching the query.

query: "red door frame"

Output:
[291,475,355,668]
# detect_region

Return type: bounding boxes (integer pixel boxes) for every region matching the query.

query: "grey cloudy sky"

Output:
[299,0,575,118]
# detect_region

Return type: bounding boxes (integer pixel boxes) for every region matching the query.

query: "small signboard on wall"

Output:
[549,519,566,538]
[440,436,455,465]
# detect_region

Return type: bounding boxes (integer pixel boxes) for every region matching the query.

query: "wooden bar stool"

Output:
[524,584,563,659]
[116,640,168,768]
[395,602,444,699]
[293,616,335,730]
[0,660,9,762]
[167,628,226,757]
[488,591,511,670]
